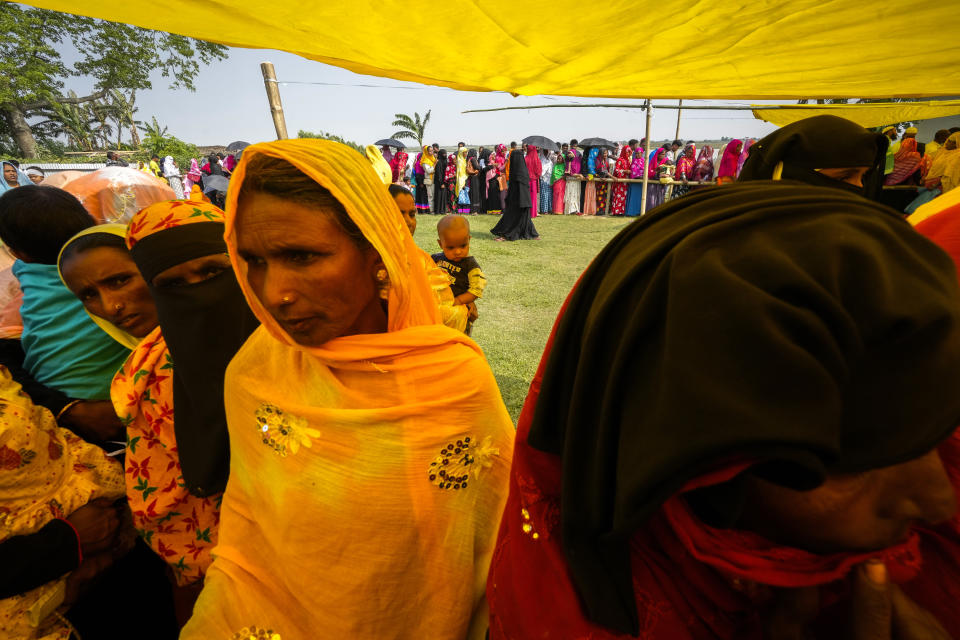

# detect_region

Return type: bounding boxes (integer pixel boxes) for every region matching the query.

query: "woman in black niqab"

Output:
[491,149,539,241]
[433,149,449,214]
[738,115,888,200]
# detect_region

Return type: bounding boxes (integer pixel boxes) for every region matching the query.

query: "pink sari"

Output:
[717,140,743,182]
[525,146,542,218]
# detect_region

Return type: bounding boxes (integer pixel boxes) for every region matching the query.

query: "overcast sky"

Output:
[63,45,779,149]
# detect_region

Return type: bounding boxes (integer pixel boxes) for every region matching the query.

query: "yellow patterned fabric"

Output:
[0,367,124,639]
[419,249,469,333]
[17,1,958,99]
[364,145,392,185]
[110,328,219,585]
[181,140,514,639]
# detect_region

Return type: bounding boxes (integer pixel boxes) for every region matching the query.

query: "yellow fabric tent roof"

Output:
[752,101,960,129]
[19,1,960,99]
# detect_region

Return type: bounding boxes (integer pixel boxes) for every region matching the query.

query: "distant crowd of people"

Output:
[367,138,756,220]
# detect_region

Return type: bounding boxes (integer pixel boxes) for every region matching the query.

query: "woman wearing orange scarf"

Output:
[58,201,258,623]
[181,139,515,639]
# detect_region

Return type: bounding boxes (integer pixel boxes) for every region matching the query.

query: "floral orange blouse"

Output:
[111,326,220,585]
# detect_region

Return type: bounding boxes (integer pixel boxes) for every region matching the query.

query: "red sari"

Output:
[675,145,696,180]
[390,151,408,183]
[611,146,632,215]
[488,291,960,640]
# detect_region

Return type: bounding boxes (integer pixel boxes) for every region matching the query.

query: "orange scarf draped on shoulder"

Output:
[182,139,514,640]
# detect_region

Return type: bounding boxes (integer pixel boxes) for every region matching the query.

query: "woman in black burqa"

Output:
[491,148,540,241]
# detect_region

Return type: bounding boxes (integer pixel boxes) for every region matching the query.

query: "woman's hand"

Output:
[66,498,120,556]
[850,560,951,640]
[59,400,124,442]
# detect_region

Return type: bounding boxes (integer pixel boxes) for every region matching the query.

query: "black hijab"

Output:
[207,154,224,177]
[738,115,888,199]
[581,146,594,176]
[526,181,960,634]
[506,148,531,209]
[435,150,448,181]
[129,219,259,496]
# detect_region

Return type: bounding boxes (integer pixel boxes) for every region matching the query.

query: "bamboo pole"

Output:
[261,62,289,140]
[674,99,683,140]
[641,99,652,216]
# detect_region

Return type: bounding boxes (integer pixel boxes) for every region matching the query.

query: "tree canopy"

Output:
[0,4,227,158]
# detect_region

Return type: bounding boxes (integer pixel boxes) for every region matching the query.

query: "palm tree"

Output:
[88,98,116,150]
[110,89,142,148]
[138,116,169,156]
[44,94,98,150]
[391,110,431,147]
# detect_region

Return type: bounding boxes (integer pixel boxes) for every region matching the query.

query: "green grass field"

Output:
[412,213,634,422]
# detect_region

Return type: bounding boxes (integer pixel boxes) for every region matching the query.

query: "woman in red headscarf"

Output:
[610,145,633,215]
[390,148,409,184]
[674,143,697,181]
[646,147,668,210]
[717,140,743,185]
[525,145,542,218]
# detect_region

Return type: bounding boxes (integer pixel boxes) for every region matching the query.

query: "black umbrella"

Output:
[226,141,250,152]
[202,175,230,195]
[521,135,559,152]
[579,137,618,150]
[374,138,407,149]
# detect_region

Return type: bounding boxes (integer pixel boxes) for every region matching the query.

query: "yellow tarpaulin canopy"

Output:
[753,101,960,129]
[16,1,960,99]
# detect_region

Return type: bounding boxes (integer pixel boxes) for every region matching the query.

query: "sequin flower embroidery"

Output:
[231,627,281,640]
[255,404,320,457]
[427,435,499,490]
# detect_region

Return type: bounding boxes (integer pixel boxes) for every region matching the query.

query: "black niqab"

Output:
[130,222,259,496]
[526,181,960,634]
[738,115,888,199]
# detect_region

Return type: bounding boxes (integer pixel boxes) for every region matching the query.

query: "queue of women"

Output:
[366,138,753,219]
[3,114,960,639]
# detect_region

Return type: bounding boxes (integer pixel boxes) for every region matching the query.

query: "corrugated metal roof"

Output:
[22,163,107,171]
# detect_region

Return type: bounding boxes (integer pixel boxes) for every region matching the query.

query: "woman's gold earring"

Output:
[376,269,389,299]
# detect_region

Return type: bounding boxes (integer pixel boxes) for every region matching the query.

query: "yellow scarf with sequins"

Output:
[182,139,514,640]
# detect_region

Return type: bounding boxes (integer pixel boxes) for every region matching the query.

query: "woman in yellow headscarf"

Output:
[455,146,468,205]
[926,132,960,195]
[364,144,392,185]
[420,145,437,213]
[180,139,515,640]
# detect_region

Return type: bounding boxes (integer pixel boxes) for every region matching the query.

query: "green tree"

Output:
[390,110,431,147]
[297,129,364,154]
[137,116,198,168]
[0,4,227,158]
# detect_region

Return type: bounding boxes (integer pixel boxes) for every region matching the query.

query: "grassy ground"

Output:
[412,213,634,422]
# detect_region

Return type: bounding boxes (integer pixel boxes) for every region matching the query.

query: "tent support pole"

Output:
[641,99,652,216]
[261,62,289,140]
[674,99,682,140]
